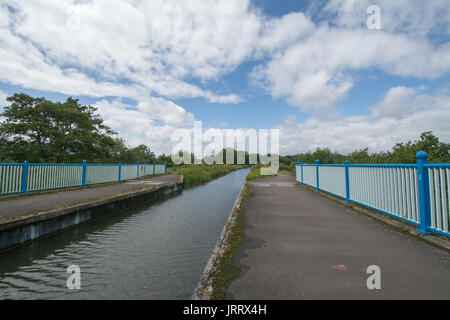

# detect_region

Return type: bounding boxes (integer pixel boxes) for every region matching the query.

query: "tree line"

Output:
[280,131,450,165]
[1,93,448,165]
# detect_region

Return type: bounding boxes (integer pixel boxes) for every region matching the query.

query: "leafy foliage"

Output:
[0,93,155,164]
[281,131,449,166]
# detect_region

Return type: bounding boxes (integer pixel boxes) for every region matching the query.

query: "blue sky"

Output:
[0,0,449,155]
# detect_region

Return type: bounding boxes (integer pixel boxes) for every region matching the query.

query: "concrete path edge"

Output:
[191,183,246,300]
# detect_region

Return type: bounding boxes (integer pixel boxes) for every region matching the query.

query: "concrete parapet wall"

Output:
[0,181,183,252]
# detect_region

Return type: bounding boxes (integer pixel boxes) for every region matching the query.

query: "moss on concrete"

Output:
[208,185,251,300]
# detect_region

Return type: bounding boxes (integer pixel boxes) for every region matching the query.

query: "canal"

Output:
[0,168,250,299]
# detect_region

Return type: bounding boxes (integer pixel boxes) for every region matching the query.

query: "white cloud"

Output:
[93,86,450,156]
[0,0,449,156]
[371,86,450,121]
[256,12,315,55]
[0,90,7,110]
[323,0,450,38]
[94,97,195,155]
[371,86,416,119]
[251,24,450,113]
[0,0,259,103]
[277,87,450,155]
[250,0,450,114]
[2,0,449,115]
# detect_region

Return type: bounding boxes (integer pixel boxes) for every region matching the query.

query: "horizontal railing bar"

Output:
[426,226,450,237]
[424,164,450,168]
[349,199,420,227]
[302,163,418,168]
[348,164,417,168]
[27,164,83,166]
[295,152,449,238]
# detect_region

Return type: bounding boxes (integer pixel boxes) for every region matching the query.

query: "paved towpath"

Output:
[0,175,180,221]
[227,175,450,299]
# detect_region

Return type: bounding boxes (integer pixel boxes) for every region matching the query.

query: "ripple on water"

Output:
[0,168,250,299]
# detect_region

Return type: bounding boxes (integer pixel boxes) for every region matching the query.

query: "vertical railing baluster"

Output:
[435,169,441,230]
[82,160,87,187]
[429,169,436,228]
[21,161,28,194]
[441,168,448,233]
[301,162,304,184]
[136,161,140,179]
[416,151,431,234]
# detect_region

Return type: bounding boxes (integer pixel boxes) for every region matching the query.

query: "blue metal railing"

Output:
[295,151,450,237]
[0,161,167,196]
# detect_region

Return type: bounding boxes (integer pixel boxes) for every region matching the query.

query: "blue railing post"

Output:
[153,161,155,175]
[118,162,122,182]
[21,161,28,194]
[81,160,87,187]
[137,161,140,179]
[344,160,350,202]
[315,160,320,191]
[416,151,431,234]
[301,162,304,184]
[164,162,167,174]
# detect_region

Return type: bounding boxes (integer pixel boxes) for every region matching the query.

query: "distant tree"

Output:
[349,148,372,164]
[156,153,174,167]
[124,144,156,163]
[283,132,449,165]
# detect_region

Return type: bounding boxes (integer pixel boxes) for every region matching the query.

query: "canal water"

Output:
[0,168,250,299]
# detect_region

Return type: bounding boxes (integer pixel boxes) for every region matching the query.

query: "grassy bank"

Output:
[246,164,264,181]
[168,164,248,188]
[246,162,294,181]
[279,163,295,176]
[209,184,250,300]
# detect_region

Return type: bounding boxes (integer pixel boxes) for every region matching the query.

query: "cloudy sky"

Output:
[0,0,449,155]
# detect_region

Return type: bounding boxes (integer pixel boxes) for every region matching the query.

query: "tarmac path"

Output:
[0,175,180,221]
[227,175,450,299]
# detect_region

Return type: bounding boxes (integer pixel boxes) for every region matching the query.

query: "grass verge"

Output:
[169,164,248,188]
[246,162,293,181]
[207,184,251,300]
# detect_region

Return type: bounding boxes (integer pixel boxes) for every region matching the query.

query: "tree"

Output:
[156,153,174,167]
[391,131,450,163]
[349,148,372,164]
[0,93,157,164]
[123,144,156,163]
[282,132,448,165]
[416,131,449,163]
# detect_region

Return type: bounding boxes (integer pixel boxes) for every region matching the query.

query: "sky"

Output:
[0,0,449,156]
